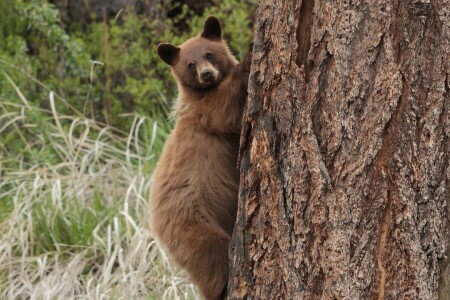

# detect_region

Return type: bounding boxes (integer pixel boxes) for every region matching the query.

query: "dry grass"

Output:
[0,85,199,299]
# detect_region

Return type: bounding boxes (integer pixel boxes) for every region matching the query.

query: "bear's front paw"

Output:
[242,43,253,74]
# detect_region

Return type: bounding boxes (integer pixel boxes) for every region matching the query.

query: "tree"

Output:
[228,0,449,299]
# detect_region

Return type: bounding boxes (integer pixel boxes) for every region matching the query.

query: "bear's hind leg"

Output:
[175,223,231,300]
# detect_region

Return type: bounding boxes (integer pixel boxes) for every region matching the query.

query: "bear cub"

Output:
[149,16,252,300]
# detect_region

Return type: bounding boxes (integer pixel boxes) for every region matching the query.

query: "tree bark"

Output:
[228,0,449,299]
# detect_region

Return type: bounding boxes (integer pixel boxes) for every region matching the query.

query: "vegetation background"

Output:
[0,0,256,299]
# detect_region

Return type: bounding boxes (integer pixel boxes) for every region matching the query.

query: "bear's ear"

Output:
[157,43,180,65]
[201,16,222,41]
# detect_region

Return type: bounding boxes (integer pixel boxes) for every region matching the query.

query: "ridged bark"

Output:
[228,0,449,299]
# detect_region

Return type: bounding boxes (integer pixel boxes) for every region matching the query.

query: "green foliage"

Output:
[186,0,257,60]
[0,0,90,103]
[31,191,120,255]
[0,0,255,131]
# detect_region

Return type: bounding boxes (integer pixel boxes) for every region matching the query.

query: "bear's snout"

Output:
[201,70,213,82]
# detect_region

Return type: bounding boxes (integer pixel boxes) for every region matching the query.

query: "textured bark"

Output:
[229,0,449,299]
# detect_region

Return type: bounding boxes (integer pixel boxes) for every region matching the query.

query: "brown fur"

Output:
[149,17,252,300]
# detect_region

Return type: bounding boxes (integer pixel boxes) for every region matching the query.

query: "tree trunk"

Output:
[228,0,449,299]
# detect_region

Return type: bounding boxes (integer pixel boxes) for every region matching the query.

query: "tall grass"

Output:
[0,75,198,299]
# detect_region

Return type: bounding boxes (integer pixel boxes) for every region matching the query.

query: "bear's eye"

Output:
[188,63,195,69]
[205,53,214,61]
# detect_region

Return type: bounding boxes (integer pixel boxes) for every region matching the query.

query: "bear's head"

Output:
[157,16,238,91]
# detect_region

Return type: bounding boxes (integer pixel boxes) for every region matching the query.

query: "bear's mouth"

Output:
[199,81,219,89]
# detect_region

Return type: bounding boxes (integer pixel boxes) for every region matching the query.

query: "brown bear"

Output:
[149,16,252,300]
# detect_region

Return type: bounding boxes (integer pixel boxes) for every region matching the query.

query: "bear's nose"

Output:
[201,70,213,82]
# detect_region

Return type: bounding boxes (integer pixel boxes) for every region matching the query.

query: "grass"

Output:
[0,74,199,299]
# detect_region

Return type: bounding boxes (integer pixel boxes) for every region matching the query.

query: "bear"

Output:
[149,16,252,300]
